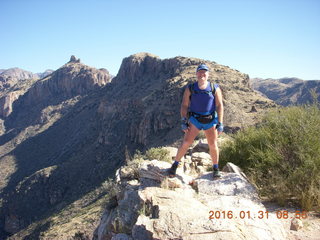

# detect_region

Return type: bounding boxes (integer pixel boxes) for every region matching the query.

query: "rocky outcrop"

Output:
[23,58,111,105]
[69,55,81,63]
[250,77,320,106]
[93,157,287,240]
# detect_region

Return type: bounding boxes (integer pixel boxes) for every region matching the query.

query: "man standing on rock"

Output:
[169,64,224,179]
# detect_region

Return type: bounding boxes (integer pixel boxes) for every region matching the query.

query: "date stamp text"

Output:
[209,210,308,220]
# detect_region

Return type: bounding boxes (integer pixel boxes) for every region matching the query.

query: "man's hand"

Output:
[216,122,224,134]
[181,117,189,132]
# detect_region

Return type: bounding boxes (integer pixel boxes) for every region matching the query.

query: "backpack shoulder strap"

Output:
[210,82,216,95]
[188,82,195,95]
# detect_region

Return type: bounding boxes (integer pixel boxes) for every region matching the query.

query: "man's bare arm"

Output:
[181,87,191,118]
[215,88,224,123]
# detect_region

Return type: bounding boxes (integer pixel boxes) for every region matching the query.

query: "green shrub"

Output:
[101,178,121,199]
[122,148,171,180]
[220,104,320,210]
[145,147,171,163]
[122,150,144,179]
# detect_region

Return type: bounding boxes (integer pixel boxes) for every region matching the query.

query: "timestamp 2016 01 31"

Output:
[209,210,308,220]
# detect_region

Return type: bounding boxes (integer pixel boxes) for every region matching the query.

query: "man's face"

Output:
[196,70,209,81]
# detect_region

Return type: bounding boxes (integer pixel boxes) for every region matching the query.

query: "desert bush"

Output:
[220,103,320,210]
[101,178,121,199]
[121,147,171,180]
[145,147,171,163]
[123,150,145,179]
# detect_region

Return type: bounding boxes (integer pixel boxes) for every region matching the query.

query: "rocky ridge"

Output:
[0,67,53,118]
[250,77,320,106]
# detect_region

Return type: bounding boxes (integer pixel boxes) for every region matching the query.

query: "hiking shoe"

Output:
[213,168,221,178]
[168,163,178,178]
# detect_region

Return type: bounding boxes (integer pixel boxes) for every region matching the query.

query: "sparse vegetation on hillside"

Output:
[220,103,320,210]
[8,178,121,240]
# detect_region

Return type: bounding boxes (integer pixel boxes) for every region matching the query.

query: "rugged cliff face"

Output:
[0,53,275,239]
[0,91,22,118]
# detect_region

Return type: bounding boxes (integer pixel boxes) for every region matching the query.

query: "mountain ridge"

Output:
[0,67,54,119]
[251,77,320,106]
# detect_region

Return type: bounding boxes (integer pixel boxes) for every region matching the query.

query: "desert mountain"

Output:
[0,67,53,86]
[250,77,320,106]
[0,67,53,119]
[0,68,38,89]
[1,53,274,239]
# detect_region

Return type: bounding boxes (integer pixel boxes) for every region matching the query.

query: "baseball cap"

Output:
[196,64,209,72]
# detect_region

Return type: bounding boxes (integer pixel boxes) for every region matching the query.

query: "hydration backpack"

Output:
[188,82,216,97]
[187,82,217,122]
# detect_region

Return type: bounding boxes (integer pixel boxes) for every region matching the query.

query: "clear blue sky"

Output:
[1,0,320,79]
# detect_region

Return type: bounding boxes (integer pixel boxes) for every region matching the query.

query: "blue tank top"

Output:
[189,82,218,115]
